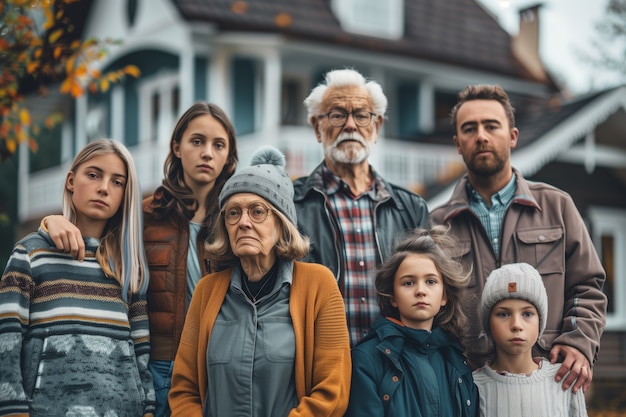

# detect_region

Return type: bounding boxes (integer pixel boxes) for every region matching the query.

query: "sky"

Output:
[477,0,622,95]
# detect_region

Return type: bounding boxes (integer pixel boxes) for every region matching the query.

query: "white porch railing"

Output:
[20,126,460,222]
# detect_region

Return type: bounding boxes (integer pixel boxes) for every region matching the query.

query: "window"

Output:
[139,73,180,144]
[232,58,256,135]
[396,82,419,139]
[331,0,404,40]
[588,207,626,329]
[281,76,307,125]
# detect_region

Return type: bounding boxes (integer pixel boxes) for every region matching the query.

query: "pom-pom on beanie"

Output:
[481,262,548,338]
[219,145,296,225]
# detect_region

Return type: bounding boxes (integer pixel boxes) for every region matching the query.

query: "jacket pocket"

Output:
[144,243,174,291]
[516,227,564,275]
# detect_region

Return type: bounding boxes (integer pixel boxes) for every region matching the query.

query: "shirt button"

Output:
[539,235,546,241]
[361,297,366,302]
[392,376,399,382]
[385,349,391,354]
[356,228,361,232]
[466,400,471,406]
[359,261,364,266]
[458,377,463,384]
[383,394,390,401]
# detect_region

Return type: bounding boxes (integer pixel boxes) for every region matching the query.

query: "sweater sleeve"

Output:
[0,243,34,417]
[169,278,208,417]
[128,293,156,416]
[289,265,352,417]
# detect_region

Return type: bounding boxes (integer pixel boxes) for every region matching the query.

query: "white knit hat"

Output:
[219,145,296,225]
[481,263,548,338]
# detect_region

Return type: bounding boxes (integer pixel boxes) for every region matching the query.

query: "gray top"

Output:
[203,259,298,417]
[186,221,202,306]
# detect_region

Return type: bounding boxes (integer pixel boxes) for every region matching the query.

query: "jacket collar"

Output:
[293,161,398,207]
[441,168,541,222]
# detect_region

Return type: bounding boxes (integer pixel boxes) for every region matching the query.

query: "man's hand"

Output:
[550,344,591,393]
[44,215,85,261]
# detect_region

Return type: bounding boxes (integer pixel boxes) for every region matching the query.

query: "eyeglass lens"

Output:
[224,203,270,224]
[327,110,372,127]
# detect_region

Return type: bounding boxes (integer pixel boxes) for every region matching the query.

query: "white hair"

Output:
[303,68,388,125]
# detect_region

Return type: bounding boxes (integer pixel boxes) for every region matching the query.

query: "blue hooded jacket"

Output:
[346,317,478,417]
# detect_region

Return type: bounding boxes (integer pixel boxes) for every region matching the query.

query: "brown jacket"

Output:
[430,169,607,366]
[143,196,212,361]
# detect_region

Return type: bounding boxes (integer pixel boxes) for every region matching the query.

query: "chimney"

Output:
[511,4,549,82]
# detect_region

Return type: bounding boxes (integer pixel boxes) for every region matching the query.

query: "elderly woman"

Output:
[169,146,351,417]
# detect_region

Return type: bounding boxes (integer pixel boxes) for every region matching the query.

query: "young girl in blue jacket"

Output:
[345,226,478,417]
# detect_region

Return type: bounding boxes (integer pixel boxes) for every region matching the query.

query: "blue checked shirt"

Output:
[467,173,517,257]
[322,166,387,345]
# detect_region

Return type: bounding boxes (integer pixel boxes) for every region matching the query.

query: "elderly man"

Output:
[430,84,607,394]
[294,69,429,345]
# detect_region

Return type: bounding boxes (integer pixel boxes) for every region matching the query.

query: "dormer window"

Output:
[331,0,404,40]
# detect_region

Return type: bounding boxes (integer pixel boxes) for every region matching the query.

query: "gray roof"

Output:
[171,0,537,80]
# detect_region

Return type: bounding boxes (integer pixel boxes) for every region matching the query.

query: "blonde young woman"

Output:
[41,103,239,417]
[0,139,154,416]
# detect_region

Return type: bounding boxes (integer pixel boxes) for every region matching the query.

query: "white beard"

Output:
[323,130,375,164]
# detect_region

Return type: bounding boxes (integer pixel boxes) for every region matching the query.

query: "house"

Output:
[16,0,626,384]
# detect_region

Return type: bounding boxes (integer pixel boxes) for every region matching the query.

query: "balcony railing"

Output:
[20,126,460,222]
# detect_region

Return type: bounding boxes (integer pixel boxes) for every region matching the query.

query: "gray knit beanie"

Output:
[219,145,296,225]
[481,263,548,338]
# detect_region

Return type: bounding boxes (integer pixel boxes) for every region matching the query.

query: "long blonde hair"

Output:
[62,139,148,300]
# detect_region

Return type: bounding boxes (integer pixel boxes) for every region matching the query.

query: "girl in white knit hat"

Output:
[474,262,588,416]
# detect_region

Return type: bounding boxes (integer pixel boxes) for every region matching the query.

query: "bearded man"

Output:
[430,84,607,395]
[293,68,429,346]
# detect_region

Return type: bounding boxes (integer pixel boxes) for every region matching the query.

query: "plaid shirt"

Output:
[322,165,390,345]
[467,173,517,257]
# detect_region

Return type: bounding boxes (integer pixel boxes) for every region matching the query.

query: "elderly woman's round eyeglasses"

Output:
[318,109,376,127]
[222,203,273,225]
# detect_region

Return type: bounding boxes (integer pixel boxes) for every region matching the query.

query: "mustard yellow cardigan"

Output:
[169,261,351,416]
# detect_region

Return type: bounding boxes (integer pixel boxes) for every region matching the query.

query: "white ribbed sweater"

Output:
[473,358,588,417]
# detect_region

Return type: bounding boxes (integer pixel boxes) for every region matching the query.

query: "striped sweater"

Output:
[0,230,155,417]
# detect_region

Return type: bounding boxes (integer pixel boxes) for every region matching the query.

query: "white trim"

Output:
[111,84,124,142]
[588,207,626,330]
[557,144,626,169]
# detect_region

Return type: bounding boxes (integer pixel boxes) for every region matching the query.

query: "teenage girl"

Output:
[0,139,154,417]
[42,103,239,417]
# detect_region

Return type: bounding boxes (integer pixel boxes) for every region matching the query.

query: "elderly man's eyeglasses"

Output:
[318,109,376,127]
[222,203,273,225]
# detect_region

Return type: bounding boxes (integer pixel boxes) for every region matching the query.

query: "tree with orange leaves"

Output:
[0,0,140,162]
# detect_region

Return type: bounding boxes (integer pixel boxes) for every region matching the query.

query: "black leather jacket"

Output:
[293,162,429,283]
